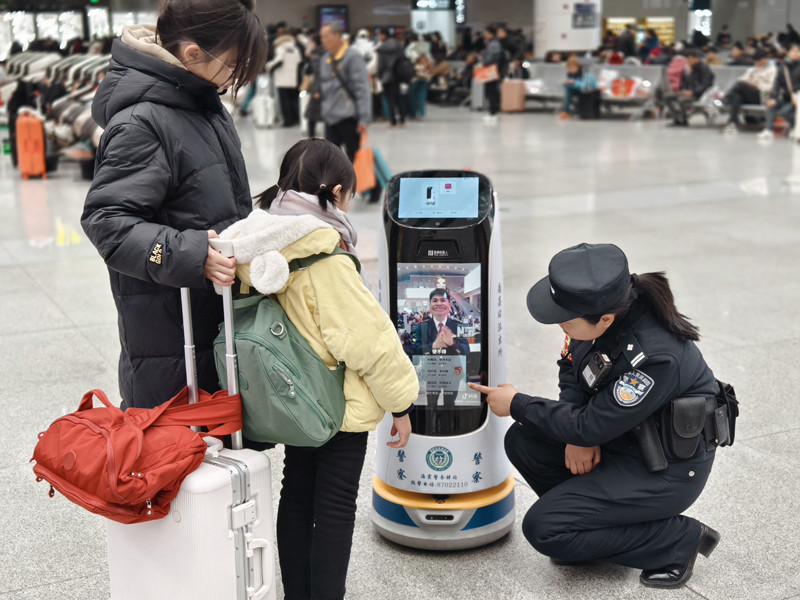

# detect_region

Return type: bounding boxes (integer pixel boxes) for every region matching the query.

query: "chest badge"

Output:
[614,370,654,407]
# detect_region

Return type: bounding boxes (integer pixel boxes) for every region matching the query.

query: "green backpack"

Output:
[213,248,361,447]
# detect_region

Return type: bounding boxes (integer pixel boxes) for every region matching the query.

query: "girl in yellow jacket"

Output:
[225,138,418,600]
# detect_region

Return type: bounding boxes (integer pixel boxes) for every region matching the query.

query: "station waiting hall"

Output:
[1,1,799,599]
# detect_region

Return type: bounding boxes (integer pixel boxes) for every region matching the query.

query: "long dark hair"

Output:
[156,0,269,95]
[255,138,357,211]
[584,272,700,342]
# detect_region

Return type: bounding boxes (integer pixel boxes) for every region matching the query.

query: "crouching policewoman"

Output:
[469,243,737,589]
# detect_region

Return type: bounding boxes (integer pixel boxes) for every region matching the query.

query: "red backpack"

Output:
[31,387,242,524]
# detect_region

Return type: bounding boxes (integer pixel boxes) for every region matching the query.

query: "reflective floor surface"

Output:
[1,106,799,599]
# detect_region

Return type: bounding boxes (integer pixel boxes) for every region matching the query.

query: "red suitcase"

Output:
[16,113,47,180]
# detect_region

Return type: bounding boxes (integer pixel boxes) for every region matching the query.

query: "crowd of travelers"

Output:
[539,23,800,139]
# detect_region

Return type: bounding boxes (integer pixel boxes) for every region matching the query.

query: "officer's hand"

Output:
[467,383,518,417]
[766,98,777,108]
[387,414,412,449]
[565,444,601,475]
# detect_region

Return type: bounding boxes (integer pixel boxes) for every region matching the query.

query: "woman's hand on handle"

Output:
[387,414,412,449]
[204,230,237,287]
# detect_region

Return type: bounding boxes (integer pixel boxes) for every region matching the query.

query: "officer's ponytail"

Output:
[632,272,700,342]
[584,272,700,342]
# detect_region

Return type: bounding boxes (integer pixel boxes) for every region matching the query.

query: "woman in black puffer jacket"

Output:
[81,0,268,409]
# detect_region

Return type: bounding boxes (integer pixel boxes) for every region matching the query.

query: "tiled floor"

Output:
[2,106,799,599]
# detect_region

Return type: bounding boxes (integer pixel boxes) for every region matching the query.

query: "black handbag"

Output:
[577,89,602,120]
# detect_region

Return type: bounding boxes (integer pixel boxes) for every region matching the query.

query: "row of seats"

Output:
[472,63,760,123]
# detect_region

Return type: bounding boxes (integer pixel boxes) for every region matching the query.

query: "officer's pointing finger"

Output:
[468,383,493,395]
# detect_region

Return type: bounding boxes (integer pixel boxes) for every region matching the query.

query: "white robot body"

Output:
[372,173,513,550]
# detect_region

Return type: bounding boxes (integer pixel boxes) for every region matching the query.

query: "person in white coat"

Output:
[353,29,378,75]
[267,33,303,127]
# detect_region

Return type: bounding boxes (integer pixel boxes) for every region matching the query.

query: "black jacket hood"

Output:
[93,38,223,129]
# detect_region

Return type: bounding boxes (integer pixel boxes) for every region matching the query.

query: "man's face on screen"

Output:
[430,294,451,319]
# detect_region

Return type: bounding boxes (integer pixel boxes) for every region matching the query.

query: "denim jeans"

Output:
[766,99,796,131]
[409,80,429,117]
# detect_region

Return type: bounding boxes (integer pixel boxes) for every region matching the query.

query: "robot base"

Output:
[371,475,515,551]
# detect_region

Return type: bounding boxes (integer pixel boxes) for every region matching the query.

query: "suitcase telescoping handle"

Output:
[180,236,243,450]
[208,238,243,451]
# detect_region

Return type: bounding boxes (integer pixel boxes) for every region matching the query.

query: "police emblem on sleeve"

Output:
[426,446,453,471]
[614,370,654,407]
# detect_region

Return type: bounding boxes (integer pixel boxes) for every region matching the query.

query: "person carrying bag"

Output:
[220,137,417,600]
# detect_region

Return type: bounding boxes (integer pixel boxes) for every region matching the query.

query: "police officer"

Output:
[470,243,722,589]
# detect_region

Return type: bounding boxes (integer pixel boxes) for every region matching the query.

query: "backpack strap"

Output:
[288,246,362,274]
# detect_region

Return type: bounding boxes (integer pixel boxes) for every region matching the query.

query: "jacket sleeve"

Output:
[347,51,372,126]
[312,255,417,413]
[483,42,502,67]
[557,358,586,405]
[509,355,680,447]
[694,65,714,96]
[81,122,209,288]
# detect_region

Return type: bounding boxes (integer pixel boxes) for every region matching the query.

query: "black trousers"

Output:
[279,87,300,127]
[325,118,361,163]
[485,80,501,115]
[724,81,762,124]
[504,423,715,570]
[277,431,369,600]
[383,81,405,126]
[664,93,696,125]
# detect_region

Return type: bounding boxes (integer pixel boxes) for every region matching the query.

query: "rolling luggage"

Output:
[253,94,277,128]
[105,275,276,600]
[16,111,47,180]
[500,79,526,113]
[577,90,602,120]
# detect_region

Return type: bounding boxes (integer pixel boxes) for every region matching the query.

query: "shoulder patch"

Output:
[613,370,654,407]
[560,335,572,362]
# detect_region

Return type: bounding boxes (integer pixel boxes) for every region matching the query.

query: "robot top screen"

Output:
[397,177,480,220]
[397,263,485,437]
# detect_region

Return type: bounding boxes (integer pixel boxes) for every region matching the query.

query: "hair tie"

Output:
[319,184,327,190]
[631,273,640,287]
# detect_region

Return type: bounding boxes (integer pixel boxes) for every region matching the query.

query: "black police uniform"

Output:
[506,294,716,569]
[506,243,722,582]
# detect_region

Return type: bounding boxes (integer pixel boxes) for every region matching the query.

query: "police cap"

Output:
[527,243,630,324]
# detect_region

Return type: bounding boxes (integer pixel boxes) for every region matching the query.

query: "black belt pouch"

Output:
[660,396,709,460]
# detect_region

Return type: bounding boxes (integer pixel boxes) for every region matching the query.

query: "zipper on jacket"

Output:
[272,364,328,427]
[234,332,301,379]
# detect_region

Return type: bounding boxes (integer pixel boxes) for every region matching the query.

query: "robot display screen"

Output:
[397,177,480,219]
[397,263,483,418]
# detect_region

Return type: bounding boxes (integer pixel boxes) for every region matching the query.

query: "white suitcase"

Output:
[106,263,276,600]
[252,94,277,128]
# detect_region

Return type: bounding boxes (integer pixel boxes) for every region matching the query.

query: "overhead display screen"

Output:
[398,177,479,219]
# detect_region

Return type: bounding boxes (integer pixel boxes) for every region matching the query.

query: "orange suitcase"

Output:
[501,79,527,113]
[16,113,47,180]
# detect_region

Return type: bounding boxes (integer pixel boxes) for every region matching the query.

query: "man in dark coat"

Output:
[409,289,470,411]
[376,28,406,127]
[82,25,252,410]
[616,25,638,58]
[664,51,714,125]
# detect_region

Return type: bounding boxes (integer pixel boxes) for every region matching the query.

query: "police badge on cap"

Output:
[527,243,631,324]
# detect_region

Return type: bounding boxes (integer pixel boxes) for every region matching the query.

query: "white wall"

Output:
[534,0,602,54]
[411,9,456,47]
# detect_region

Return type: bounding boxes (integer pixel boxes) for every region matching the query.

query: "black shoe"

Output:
[640,524,721,589]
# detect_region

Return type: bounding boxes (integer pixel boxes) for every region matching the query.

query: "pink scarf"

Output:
[269,189,358,255]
